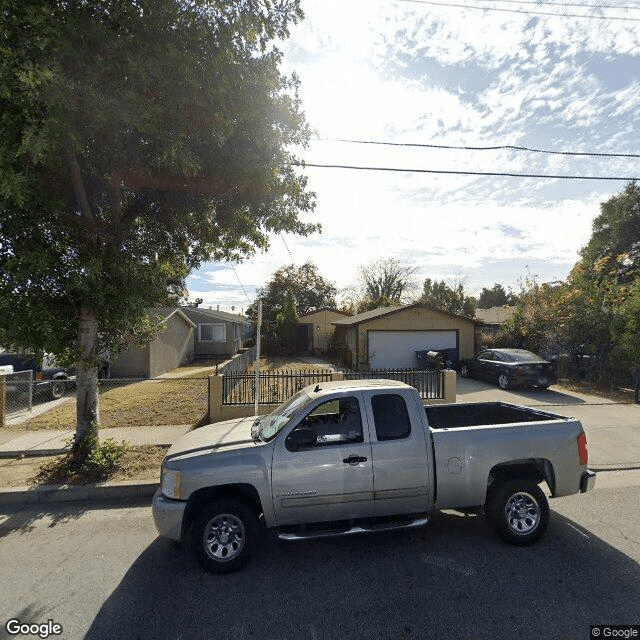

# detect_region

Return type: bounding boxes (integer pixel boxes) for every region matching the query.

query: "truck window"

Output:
[372,394,411,441]
[301,396,363,446]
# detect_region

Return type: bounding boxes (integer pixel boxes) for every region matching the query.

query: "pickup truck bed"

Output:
[424,402,566,429]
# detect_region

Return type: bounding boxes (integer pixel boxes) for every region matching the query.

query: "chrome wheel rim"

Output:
[498,374,509,389]
[461,365,468,377]
[203,513,246,562]
[504,491,540,535]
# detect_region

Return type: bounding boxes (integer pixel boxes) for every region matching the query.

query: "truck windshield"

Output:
[259,391,311,442]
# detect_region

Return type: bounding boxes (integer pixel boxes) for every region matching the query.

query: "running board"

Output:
[277,516,430,542]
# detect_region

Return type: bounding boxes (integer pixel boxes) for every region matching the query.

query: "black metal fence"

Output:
[222,368,445,405]
[222,370,333,405]
[344,369,445,400]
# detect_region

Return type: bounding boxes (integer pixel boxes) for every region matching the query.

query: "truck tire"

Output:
[497,372,511,390]
[486,479,549,546]
[193,500,257,574]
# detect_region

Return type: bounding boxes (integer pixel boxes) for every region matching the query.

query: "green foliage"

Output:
[420,278,476,318]
[506,182,640,385]
[248,262,337,323]
[477,283,518,309]
[0,0,316,432]
[38,422,128,483]
[275,289,299,353]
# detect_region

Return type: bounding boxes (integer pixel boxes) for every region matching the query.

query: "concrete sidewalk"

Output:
[0,425,192,458]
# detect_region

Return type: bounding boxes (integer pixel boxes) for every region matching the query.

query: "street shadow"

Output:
[83,508,640,640]
[0,498,148,537]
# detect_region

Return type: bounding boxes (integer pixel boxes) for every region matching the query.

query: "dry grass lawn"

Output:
[19,378,209,431]
[246,357,332,373]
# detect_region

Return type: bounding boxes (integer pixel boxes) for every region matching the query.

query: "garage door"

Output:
[368,331,457,369]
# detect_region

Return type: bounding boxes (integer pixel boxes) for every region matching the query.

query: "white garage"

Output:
[368,330,458,369]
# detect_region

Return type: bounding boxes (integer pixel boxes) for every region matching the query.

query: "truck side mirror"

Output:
[286,426,317,451]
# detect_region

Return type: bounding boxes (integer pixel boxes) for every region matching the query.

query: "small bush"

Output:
[37,422,128,484]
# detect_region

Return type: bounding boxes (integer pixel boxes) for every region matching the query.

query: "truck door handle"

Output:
[343,455,367,465]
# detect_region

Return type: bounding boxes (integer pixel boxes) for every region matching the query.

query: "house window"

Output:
[199,323,226,342]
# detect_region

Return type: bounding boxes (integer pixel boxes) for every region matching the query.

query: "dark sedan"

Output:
[460,348,555,390]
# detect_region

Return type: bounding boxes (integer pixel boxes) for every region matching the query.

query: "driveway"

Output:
[456,375,640,470]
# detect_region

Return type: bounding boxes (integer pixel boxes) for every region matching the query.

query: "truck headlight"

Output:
[161,466,182,500]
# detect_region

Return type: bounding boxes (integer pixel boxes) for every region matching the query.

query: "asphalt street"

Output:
[1,472,639,640]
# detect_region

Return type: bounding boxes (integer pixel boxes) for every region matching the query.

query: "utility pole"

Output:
[254,299,262,416]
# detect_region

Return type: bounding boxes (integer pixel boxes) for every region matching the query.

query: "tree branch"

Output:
[67,148,98,249]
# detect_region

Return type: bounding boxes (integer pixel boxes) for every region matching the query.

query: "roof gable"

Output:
[333,303,476,326]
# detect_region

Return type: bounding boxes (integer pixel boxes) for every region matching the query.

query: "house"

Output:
[296,308,350,355]
[180,307,253,358]
[332,304,476,371]
[475,306,516,334]
[110,307,195,378]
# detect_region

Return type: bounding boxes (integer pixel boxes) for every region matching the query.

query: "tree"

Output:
[275,289,299,353]
[247,262,337,323]
[0,1,316,443]
[477,283,518,309]
[420,277,477,318]
[354,258,419,311]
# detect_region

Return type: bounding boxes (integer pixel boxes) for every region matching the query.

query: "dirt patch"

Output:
[0,445,166,488]
[246,357,332,373]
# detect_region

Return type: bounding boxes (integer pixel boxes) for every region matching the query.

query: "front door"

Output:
[271,394,374,526]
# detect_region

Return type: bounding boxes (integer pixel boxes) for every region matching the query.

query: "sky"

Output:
[185,0,640,314]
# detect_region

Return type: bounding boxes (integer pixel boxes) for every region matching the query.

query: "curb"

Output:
[0,480,159,507]
[0,448,70,459]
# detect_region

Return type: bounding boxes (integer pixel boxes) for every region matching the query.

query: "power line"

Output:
[296,161,639,181]
[393,0,640,20]
[230,263,253,306]
[281,235,295,264]
[477,0,640,10]
[314,137,640,159]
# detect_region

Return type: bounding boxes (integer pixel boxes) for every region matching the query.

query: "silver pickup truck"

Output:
[153,380,595,573]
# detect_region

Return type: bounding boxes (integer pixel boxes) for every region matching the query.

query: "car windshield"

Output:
[259,390,312,442]
[503,350,544,362]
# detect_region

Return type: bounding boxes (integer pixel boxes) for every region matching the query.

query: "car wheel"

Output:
[50,379,66,400]
[460,364,469,378]
[193,500,258,574]
[486,479,549,546]
[497,372,510,390]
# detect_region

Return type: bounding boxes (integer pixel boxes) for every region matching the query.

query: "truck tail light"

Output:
[578,433,588,465]
[36,372,43,381]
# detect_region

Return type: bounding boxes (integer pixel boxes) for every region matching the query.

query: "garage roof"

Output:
[332,303,476,326]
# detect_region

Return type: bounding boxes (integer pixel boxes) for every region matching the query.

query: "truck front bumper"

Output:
[580,469,596,493]
[152,488,186,543]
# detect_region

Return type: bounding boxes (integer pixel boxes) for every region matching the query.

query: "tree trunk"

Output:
[76,307,100,443]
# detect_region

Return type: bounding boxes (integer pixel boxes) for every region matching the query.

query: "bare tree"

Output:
[355,259,420,311]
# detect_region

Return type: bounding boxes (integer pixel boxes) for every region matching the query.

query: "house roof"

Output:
[298,307,350,321]
[150,307,196,328]
[475,305,516,325]
[332,303,476,327]
[180,306,252,325]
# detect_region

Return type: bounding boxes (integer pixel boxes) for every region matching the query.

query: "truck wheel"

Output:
[486,479,549,546]
[460,364,469,378]
[50,380,65,400]
[193,500,257,574]
[497,372,510,390]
